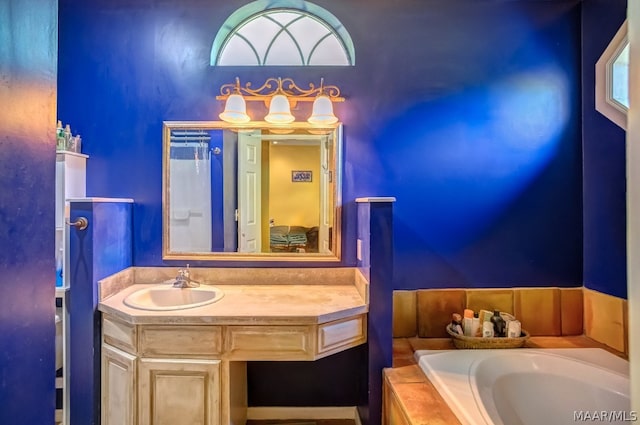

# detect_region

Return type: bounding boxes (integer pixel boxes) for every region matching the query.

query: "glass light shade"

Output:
[264,94,295,123]
[219,94,250,123]
[307,95,338,125]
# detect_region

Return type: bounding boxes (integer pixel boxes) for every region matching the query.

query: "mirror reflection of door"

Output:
[235,131,326,254]
[237,131,261,253]
[319,137,331,253]
[267,135,324,253]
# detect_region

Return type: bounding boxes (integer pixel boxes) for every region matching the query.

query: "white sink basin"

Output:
[123,284,224,311]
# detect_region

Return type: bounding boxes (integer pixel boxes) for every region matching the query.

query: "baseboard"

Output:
[354,409,362,425]
[247,406,359,421]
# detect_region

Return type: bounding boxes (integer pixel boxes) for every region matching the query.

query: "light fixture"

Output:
[217,77,343,124]
[218,78,250,123]
[308,95,338,125]
[265,94,295,124]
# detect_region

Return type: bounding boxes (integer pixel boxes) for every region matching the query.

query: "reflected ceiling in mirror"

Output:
[162,121,342,261]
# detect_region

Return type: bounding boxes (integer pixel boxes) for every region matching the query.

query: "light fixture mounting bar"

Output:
[216,77,344,102]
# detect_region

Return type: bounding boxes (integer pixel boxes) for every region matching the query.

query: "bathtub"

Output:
[415,348,631,425]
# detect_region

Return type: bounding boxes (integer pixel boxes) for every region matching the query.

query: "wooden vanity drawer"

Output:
[224,326,314,360]
[317,314,367,357]
[139,325,223,358]
[103,316,137,354]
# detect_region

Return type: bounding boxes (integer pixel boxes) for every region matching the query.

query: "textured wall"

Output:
[0,0,57,423]
[58,0,588,290]
[582,0,628,298]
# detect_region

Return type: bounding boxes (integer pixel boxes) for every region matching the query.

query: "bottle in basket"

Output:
[507,320,522,338]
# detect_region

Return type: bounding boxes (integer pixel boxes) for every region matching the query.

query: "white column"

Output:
[626,1,640,411]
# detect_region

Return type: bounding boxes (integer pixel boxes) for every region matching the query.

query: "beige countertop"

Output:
[98,283,368,326]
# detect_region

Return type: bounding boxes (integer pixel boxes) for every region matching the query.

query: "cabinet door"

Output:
[138,358,221,425]
[102,344,137,425]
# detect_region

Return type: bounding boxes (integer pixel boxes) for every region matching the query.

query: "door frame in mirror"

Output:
[162,121,343,262]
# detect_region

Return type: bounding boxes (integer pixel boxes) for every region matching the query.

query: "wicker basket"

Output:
[446,323,530,349]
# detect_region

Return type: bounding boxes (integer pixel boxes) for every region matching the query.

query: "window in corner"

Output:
[612,42,629,109]
[596,20,628,130]
[211,0,355,66]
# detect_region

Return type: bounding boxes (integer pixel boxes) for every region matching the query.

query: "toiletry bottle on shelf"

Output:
[507,320,522,338]
[471,312,481,337]
[74,134,82,153]
[56,121,65,151]
[463,309,474,336]
[55,248,63,287]
[490,309,506,337]
[63,124,72,150]
[482,321,494,338]
[451,313,464,335]
[504,317,512,336]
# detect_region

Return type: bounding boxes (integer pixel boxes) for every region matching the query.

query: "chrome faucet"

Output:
[173,265,200,288]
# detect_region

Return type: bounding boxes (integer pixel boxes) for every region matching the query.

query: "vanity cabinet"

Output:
[137,327,225,425]
[98,272,370,424]
[101,311,366,425]
[101,344,136,425]
[101,320,228,425]
[138,358,222,425]
[102,343,224,425]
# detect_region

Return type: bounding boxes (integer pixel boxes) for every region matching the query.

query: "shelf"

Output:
[56,150,89,159]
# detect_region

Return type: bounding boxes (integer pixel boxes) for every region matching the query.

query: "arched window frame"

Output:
[210,0,355,66]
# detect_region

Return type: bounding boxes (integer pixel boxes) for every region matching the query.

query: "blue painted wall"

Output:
[582,0,627,299]
[356,200,394,425]
[0,1,57,423]
[68,201,133,425]
[58,0,587,289]
[0,0,627,422]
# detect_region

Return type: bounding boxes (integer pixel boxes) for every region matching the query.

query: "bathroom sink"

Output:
[123,284,224,311]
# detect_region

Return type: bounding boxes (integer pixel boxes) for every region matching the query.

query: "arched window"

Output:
[211,0,355,66]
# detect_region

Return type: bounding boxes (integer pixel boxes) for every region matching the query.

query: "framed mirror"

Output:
[162,121,342,261]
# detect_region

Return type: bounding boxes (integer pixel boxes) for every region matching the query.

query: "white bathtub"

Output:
[415,348,631,425]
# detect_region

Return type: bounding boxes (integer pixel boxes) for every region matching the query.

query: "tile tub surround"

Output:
[584,287,628,354]
[393,287,628,355]
[393,291,417,338]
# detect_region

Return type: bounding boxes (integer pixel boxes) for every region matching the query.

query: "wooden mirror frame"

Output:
[162,121,343,262]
